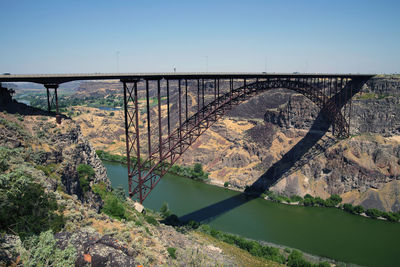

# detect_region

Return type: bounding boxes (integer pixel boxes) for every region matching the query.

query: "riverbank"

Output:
[97,150,400,223]
[104,161,400,266]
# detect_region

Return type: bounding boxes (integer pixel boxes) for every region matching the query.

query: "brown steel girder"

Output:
[123,77,365,203]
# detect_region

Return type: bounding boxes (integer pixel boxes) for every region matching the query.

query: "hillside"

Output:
[0,92,294,266]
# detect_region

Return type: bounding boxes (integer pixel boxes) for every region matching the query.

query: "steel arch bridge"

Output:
[0,73,373,203]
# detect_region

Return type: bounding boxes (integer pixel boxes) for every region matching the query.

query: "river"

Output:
[104,161,400,267]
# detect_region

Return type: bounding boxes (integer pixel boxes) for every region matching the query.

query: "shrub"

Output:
[224,181,229,187]
[102,195,126,220]
[193,163,203,173]
[325,194,342,207]
[20,230,77,267]
[110,112,115,116]
[145,215,159,226]
[303,197,315,207]
[113,185,126,202]
[77,164,95,193]
[382,212,398,222]
[290,195,303,202]
[160,202,171,218]
[343,203,355,214]
[366,208,383,219]
[287,250,311,267]
[314,197,326,206]
[353,205,365,214]
[0,148,9,172]
[0,169,65,239]
[167,247,177,259]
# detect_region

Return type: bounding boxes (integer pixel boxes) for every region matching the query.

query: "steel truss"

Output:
[122,76,369,203]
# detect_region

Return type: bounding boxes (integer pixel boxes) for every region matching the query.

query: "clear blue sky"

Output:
[0,0,399,74]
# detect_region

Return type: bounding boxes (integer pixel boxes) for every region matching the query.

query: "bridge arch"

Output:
[124,77,364,202]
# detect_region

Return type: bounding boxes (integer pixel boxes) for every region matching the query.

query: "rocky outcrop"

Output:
[55,230,137,266]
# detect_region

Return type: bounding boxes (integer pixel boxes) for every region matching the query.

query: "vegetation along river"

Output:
[104,161,400,267]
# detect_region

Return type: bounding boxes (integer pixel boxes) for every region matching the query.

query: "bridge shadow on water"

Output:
[179,110,331,223]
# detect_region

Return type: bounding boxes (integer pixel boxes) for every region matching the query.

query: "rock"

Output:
[55,230,137,267]
[0,234,21,266]
[134,202,144,213]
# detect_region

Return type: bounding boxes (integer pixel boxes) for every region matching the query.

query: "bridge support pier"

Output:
[44,84,61,124]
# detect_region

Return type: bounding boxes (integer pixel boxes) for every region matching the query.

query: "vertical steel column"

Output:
[214,78,217,102]
[244,78,247,96]
[166,79,171,157]
[333,78,339,136]
[197,79,200,122]
[202,78,205,116]
[133,81,142,203]
[45,84,61,123]
[178,79,182,153]
[122,81,132,195]
[217,79,220,99]
[46,87,51,112]
[157,79,162,162]
[185,79,188,129]
[230,78,233,101]
[146,80,151,159]
[349,79,353,135]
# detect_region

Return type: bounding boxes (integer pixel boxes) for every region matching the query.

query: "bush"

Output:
[194,163,203,173]
[113,185,126,202]
[77,164,95,193]
[343,203,355,214]
[366,208,383,219]
[21,230,76,267]
[160,202,171,218]
[303,197,315,207]
[287,250,311,267]
[167,247,177,259]
[224,181,229,187]
[325,194,342,207]
[382,212,398,222]
[0,169,65,239]
[290,195,303,202]
[110,112,115,116]
[102,195,126,220]
[145,215,159,226]
[353,205,365,214]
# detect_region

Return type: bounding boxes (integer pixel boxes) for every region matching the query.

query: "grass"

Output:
[196,232,284,267]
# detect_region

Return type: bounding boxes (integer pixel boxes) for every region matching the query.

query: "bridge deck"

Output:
[0,72,374,84]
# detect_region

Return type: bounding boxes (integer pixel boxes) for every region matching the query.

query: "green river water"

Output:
[104,161,400,267]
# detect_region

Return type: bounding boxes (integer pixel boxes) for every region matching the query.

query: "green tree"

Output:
[353,205,365,214]
[287,250,311,267]
[343,203,355,214]
[193,163,203,173]
[366,208,382,219]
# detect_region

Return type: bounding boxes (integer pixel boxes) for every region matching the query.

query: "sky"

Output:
[0,0,399,74]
